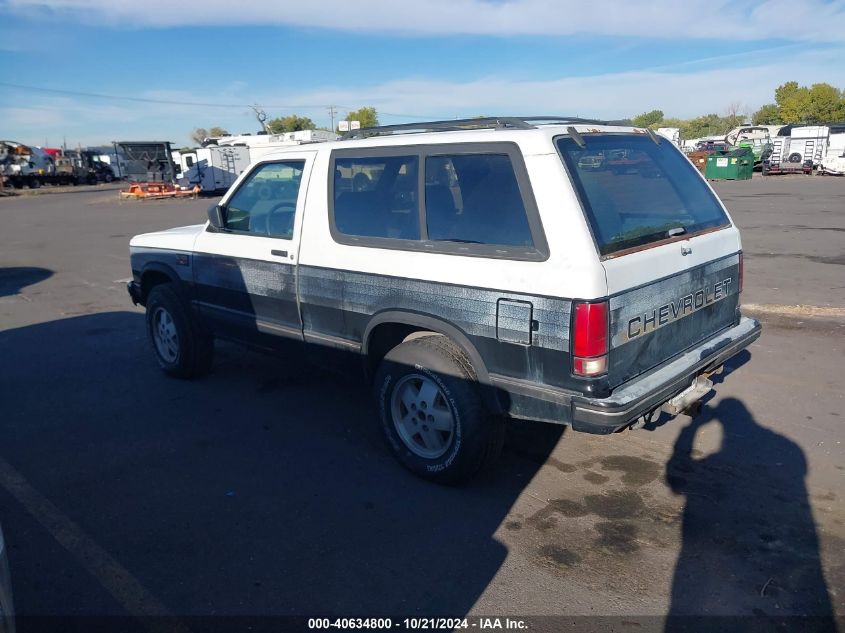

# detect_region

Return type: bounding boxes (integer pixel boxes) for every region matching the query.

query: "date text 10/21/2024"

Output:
[307,617,529,630]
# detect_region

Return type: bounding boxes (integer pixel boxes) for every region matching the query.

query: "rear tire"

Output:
[145,284,213,378]
[374,335,504,484]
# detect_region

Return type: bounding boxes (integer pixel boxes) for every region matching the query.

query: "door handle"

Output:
[271,249,288,258]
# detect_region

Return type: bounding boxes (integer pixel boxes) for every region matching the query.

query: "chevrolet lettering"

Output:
[126,116,761,484]
[627,278,733,340]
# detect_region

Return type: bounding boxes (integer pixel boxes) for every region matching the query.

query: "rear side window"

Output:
[425,154,533,247]
[556,134,730,257]
[333,155,420,240]
[329,143,548,260]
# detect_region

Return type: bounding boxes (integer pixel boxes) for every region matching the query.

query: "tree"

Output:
[775,81,810,124]
[266,115,317,134]
[190,127,208,145]
[723,101,746,132]
[657,116,687,131]
[342,107,379,130]
[681,113,727,139]
[752,104,781,125]
[209,126,230,137]
[806,83,845,123]
[631,109,664,129]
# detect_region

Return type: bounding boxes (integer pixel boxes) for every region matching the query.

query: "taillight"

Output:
[572,301,608,377]
[738,252,744,293]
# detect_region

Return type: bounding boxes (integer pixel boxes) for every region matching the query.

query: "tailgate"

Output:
[605,252,741,389]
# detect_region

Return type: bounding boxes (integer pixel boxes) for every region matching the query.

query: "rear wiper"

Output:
[437,238,482,244]
[666,227,687,238]
[567,126,586,148]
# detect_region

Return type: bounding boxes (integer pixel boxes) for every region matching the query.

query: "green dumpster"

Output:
[705,147,754,180]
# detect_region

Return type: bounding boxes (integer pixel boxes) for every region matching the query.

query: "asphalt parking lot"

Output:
[1,176,843,631]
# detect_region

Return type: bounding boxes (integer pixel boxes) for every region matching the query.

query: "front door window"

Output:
[225,161,306,238]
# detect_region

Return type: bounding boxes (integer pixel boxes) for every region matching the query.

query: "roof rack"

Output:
[340,115,624,140]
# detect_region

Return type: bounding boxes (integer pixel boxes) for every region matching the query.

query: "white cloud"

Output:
[4,47,843,146]
[3,0,845,41]
[261,46,845,120]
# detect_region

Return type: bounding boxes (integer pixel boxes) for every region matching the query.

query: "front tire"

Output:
[145,284,213,378]
[374,335,504,484]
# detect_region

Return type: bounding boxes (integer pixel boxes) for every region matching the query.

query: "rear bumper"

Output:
[492,317,762,433]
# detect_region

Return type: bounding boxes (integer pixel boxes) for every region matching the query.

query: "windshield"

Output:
[557,134,730,257]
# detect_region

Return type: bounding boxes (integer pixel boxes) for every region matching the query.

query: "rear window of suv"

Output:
[556,134,730,257]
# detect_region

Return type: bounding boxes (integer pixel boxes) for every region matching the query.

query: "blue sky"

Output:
[1,0,844,147]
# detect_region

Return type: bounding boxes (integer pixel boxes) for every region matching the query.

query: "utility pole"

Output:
[327,105,337,132]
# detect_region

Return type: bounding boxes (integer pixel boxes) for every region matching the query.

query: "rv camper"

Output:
[763,126,829,175]
[820,125,845,175]
[173,145,251,193]
[655,127,681,147]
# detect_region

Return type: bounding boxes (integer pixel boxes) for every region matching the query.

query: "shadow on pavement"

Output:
[0,267,53,298]
[665,397,836,632]
[0,311,563,621]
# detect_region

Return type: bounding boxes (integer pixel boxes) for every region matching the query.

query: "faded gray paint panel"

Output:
[606,254,741,389]
[194,255,296,300]
[609,254,740,349]
[298,266,569,350]
[497,299,533,345]
[192,253,301,334]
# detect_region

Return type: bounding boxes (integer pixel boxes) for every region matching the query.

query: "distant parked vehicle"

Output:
[576,152,605,170]
[173,146,251,194]
[605,149,652,174]
[0,141,52,189]
[764,126,830,175]
[694,140,730,153]
[820,125,845,175]
[80,151,116,183]
[655,127,681,147]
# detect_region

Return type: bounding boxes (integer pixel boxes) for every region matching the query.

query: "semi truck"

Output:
[0,141,113,188]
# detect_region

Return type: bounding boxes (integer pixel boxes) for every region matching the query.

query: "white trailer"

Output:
[820,127,845,175]
[212,129,337,148]
[764,126,829,175]
[655,127,681,147]
[174,145,251,193]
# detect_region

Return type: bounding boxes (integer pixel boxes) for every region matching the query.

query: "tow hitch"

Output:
[663,374,715,416]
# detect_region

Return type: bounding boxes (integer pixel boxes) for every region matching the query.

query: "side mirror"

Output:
[207,203,226,229]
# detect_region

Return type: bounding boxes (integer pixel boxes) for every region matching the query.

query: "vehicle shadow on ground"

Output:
[664,396,836,632]
[0,267,53,298]
[0,311,563,622]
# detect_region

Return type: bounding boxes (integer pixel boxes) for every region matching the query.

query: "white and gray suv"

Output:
[128,116,761,483]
